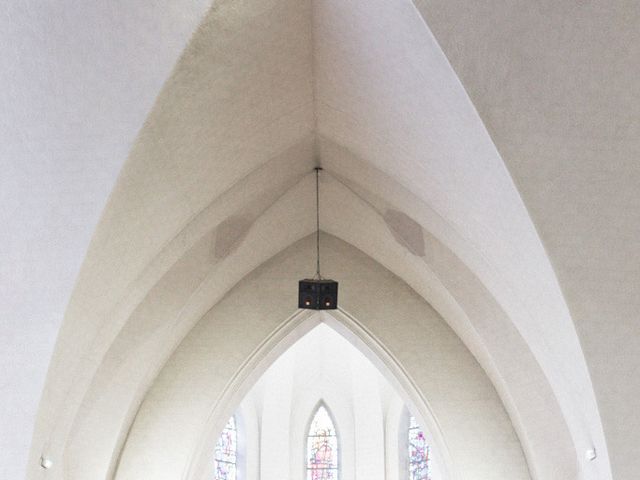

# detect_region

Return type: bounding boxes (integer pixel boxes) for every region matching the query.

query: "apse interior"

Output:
[211,320,443,480]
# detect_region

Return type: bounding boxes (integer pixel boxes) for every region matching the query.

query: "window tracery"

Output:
[306,405,339,480]
[215,416,237,480]
[408,415,431,480]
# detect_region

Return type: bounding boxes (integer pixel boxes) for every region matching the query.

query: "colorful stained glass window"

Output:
[408,416,431,480]
[306,405,338,480]
[215,416,237,480]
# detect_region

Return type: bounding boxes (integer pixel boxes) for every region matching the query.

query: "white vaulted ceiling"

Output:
[2,1,639,480]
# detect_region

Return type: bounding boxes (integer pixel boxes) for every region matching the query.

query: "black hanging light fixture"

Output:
[298,167,338,310]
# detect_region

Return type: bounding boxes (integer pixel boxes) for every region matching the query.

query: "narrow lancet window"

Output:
[215,416,237,480]
[306,405,339,480]
[408,416,431,480]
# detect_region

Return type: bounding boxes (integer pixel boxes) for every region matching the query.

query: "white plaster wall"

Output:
[0,2,212,478]
[13,2,628,480]
[236,403,259,480]
[37,167,571,480]
[385,398,405,480]
[114,235,530,480]
[315,1,605,477]
[260,353,294,480]
[237,323,417,480]
[287,328,357,480]
[410,2,640,477]
[350,353,386,480]
[25,0,315,476]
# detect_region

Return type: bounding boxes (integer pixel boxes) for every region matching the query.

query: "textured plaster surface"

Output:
[2,0,637,479]
[115,236,529,480]
[0,2,211,479]
[235,323,435,480]
[412,2,640,477]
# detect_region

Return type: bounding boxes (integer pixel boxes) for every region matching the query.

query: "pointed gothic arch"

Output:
[407,414,432,480]
[181,305,455,480]
[87,235,531,480]
[305,402,340,480]
[214,416,237,480]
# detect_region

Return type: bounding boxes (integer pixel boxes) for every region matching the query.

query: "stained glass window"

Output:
[307,405,339,480]
[215,416,237,480]
[408,416,431,480]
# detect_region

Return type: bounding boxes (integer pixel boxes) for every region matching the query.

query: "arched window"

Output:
[306,405,339,480]
[408,416,431,480]
[215,416,237,480]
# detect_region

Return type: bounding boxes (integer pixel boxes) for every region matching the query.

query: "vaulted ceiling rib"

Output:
[25,1,634,480]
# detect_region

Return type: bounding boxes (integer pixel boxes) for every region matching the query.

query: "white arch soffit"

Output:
[56,168,572,480]
[112,234,529,480]
[29,0,317,465]
[185,309,455,480]
[312,0,609,476]
[325,310,453,480]
[29,141,317,480]
[317,145,578,479]
[35,100,584,480]
[28,1,607,480]
[0,1,213,479]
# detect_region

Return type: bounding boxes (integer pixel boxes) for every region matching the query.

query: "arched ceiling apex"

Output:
[26,1,627,480]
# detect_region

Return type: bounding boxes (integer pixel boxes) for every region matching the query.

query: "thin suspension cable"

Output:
[315,167,321,279]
